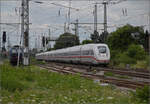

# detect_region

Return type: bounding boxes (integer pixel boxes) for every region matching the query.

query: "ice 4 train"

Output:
[36,43,110,65]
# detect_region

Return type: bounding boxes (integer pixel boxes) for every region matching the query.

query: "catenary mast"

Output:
[21,0,29,65]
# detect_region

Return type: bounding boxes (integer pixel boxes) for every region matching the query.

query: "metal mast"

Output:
[103,1,108,42]
[67,0,71,32]
[103,1,108,34]
[21,0,29,65]
[94,3,97,32]
[75,19,79,36]
[48,28,51,49]
[0,0,1,52]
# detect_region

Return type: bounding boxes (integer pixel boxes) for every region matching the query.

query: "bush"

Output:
[132,60,148,69]
[110,44,147,68]
[109,50,122,65]
[118,52,136,64]
[112,52,136,66]
[127,44,146,60]
[133,86,150,103]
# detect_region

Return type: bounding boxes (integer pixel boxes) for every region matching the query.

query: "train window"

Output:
[11,49,17,53]
[90,50,94,55]
[82,51,89,55]
[86,51,89,55]
[97,46,106,53]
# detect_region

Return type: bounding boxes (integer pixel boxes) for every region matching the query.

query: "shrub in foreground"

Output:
[132,86,150,103]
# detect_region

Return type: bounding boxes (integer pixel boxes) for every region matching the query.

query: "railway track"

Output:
[37,63,150,89]
[49,62,150,79]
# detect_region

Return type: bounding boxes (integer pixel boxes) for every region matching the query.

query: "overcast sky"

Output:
[0,0,150,49]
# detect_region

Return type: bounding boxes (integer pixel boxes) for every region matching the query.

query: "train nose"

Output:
[99,53,107,57]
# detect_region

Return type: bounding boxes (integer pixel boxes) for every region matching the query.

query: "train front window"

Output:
[97,46,106,53]
[12,49,17,54]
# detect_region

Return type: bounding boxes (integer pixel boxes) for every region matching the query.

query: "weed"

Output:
[104,72,114,77]
[135,86,150,103]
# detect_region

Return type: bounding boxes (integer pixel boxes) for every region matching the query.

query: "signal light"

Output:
[46,38,48,44]
[3,31,6,43]
[42,36,45,47]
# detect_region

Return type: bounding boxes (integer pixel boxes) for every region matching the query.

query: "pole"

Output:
[45,33,46,51]
[64,22,66,33]
[75,19,79,36]
[48,28,51,39]
[17,7,22,67]
[103,1,108,42]
[94,3,97,32]
[7,34,10,51]
[21,0,30,65]
[148,1,150,54]
[48,28,51,49]
[0,34,1,52]
[0,0,1,53]
[68,0,71,32]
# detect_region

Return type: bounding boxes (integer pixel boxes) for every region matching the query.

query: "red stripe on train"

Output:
[40,55,109,63]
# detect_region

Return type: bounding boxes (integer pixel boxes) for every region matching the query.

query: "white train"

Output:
[36,43,110,65]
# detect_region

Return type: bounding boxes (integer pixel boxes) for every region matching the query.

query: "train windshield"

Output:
[97,46,106,53]
[11,48,22,54]
[11,49,18,54]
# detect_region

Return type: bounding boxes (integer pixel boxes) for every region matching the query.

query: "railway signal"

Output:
[2,31,6,43]
[42,36,45,47]
[2,31,6,56]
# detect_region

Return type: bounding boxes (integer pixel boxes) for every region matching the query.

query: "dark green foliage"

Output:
[126,44,146,60]
[110,44,146,66]
[104,72,114,77]
[47,47,55,51]
[117,53,136,64]
[132,86,150,103]
[107,24,145,51]
[99,32,109,43]
[107,24,148,68]
[54,32,80,49]
[90,31,100,43]
[82,40,93,44]
[90,31,108,43]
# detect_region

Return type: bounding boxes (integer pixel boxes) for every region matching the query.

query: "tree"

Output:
[90,30,109,43]
[107,24,145,51]
[54,32,80,49]
[90,30,99,43]
[126,44,146,60]
[82,40,93,44]
[99,31,109,43]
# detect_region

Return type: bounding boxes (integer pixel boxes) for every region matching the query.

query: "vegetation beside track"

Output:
[0,62,149,104]
[106,24,150,70]
[104,72,131,79]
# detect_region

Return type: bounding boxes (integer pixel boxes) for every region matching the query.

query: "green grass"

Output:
[0,63,148,104]
[104,72,130,79]
[104,72,115,77]
[30,57,46,65]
